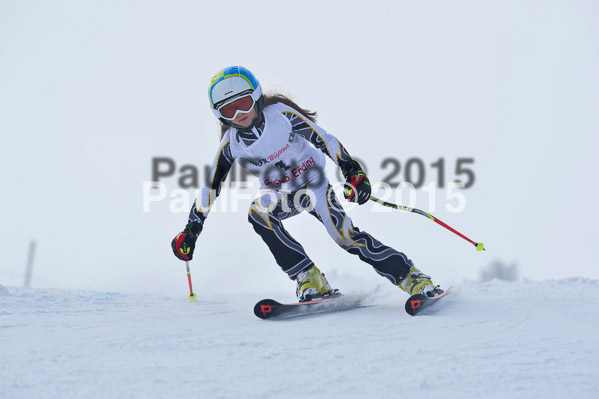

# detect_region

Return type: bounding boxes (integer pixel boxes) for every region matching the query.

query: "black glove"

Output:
[171,222,202,261]
[342,160,371,205]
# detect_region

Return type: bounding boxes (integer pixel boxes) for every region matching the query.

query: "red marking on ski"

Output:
[410,298,423,312]
[260,304,277,316]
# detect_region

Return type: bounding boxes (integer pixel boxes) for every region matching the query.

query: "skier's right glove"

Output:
[342,160,371,205]
[171,222,203,261]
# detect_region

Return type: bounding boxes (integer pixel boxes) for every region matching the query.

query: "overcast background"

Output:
[1,0,597,296]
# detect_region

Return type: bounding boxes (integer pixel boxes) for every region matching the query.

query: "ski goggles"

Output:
[216,94,255,120]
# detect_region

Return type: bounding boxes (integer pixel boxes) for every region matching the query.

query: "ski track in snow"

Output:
[1,279,598,399]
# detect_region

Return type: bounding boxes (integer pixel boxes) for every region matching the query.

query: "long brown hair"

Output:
[219,92,318,139]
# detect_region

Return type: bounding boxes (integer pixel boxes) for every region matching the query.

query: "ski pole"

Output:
[369,196,486,252]
[185,261,197,301]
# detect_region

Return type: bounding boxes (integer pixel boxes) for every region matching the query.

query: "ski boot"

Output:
[295,265,334,302]
[398,266,444,298]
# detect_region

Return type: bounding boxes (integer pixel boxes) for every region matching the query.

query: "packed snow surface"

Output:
[1,279,598,399]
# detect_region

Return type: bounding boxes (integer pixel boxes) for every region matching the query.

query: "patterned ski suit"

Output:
[189,102,414,283]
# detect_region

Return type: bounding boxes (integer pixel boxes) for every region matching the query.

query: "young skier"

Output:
[171,66,443,302]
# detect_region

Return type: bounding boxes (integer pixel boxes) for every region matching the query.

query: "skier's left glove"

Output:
[342,160,371,205]
[171,222,202,261]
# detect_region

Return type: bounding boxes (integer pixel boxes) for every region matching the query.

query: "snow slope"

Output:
[1,279,598,399]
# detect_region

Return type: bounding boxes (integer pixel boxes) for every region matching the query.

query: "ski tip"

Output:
[405,293,427,316]
[253,299,282,319]
[405,286,453,316]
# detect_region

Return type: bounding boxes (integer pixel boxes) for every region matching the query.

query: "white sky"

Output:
[1,0,598,295]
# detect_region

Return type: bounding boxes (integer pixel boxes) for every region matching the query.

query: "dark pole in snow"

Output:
[24,240,36,288]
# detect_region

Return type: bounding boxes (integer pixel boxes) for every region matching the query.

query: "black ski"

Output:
[405,286,452,316]
[254,293,366,320]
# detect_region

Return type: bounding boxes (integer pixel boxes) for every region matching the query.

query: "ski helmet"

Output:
[208,66,264,126]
